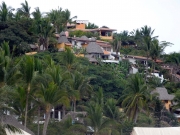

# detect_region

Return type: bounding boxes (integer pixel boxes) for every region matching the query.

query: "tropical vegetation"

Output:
[0,1,180,135]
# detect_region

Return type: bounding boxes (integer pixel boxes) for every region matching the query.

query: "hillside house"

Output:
[67,20,116,40]
[56,31,72,51]
[151,87,174,111]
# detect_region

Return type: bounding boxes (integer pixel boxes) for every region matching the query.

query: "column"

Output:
[58,111,61,121]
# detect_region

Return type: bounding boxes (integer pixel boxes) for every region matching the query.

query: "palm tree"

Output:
[47,7,62,33]
[10,86,26,125]
[165,52,180,68]
[20,56,35,130]
[85,22,98,29]
[0,72,22,135]
[17,0,31,18]
[0,41,21,88]
[0,1,14,22]
[61,48,77,71]
[32,7,43,21]
[69,71,92,112]
[61,9,77,30]
[104,98,119,121]
[36,81,68,135]
[86,102,112,135]
[32,18,54,50]
[113,31,131,56]
[120,73,151,123]
[140,25,158,80]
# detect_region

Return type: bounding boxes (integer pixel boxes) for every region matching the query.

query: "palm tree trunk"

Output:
[24,83,30,130]
[42,108,51,135]
[134,109,138,124]
[62,105,66,118]
[38,106,40,135]
[73,100,76,112]
[145,56,149,82]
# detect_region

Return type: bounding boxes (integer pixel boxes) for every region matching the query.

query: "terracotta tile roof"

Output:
[155,59,163,63]
[103,50,111,55]
[97,42,111,47]
[54,34,60,38]
[65,43,72,46]
[94,28,117,31]
[127,55,163,63]
[69,27,116,32]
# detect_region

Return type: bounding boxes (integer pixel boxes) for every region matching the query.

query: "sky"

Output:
[4,0,180,54]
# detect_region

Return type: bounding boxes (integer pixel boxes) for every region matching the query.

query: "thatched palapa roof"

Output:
[3,115,35,135]
[58,31,70,44]
[151,87,175,100]
[86,38,103,54]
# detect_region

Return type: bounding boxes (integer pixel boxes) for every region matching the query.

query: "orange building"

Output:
[56,32,72,50]
[67,20,116,40]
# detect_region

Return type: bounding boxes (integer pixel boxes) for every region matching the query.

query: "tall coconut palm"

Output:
[0,1,14,22]
[61,9,77,30]
[104,98,119,121]
[69,71,92,112]
[47,7,62,33]
[0,69,21,135]
[36,80,68,135]
[120,73,151,123]
[130,29,142,48]
[61,48,76,71]
[10,86,26,125]
[32,18,54,50]
[113,31,131,56]
[0,42,21,88]
[140,25,158,80]
[20,56,35,130]
[32,7,43,21]
[17,0,31,18]
[86,102,112,135]
[85,22,98,29]
[165,52,180,67]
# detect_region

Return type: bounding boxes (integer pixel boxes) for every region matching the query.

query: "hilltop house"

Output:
[56,31,72,51]
[124,55,164,81]
[151,87,174,111]
[69,35,89,49]
[67,20,116,40]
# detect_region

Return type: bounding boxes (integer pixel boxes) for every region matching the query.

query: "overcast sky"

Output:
[4,0,180,54]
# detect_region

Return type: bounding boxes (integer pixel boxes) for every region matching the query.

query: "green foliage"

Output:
[120,73,151,123]
[85,22,98,29]
[154,99,163,127]
[0,20,36,55]
[69,30,99,38]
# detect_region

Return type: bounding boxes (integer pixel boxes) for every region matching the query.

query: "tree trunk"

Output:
[38,106,40,135]
[42,108,51,135]
[62,105,66,118]
[145,55,149,82]
[24,83,30,131]
[134,109,138,124]
[73,100,76,112]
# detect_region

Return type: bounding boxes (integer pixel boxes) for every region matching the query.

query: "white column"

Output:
[58,111,61,121]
